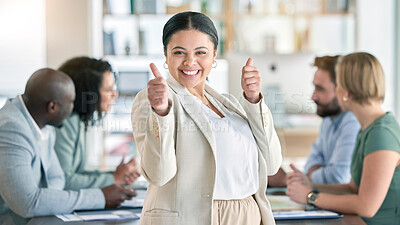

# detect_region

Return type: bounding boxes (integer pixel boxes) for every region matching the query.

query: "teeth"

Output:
[182,70,198,75]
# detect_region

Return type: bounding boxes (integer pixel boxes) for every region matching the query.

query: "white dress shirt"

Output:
[201,93,259,200]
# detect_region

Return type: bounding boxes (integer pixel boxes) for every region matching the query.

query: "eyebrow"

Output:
[314,84,324,90]
[172,46,209,51]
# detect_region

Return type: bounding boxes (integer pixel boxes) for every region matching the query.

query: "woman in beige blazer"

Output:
[131,11,282,225]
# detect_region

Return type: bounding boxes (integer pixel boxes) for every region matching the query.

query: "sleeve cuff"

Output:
[242,92,265,111]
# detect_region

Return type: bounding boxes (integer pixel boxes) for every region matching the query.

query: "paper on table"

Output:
[273,210,342,220]
[121,189,146,208]
[267,195,306,211]
[56,214,81,222]
[56,210,140,222]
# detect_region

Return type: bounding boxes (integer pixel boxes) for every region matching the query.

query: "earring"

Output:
[343,97,348,102]
[163,62,168,69]
[212,60,217,68]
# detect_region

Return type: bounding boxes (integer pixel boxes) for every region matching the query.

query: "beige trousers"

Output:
[212,196,262,225]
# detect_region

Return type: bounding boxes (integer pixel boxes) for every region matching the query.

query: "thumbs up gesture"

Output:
[147,63,169,116]
[241,58,261,103]
[286,163,310,187]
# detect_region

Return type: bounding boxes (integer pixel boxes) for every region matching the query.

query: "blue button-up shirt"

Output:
[304,111,360,184]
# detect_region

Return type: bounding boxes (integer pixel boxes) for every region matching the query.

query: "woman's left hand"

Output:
[114,156,141,185]
[286,163,311,187]
[286,181,312,205]
[241,58,262,103]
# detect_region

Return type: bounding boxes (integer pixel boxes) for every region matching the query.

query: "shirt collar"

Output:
[329,111,347,130]
[19,95,49,141]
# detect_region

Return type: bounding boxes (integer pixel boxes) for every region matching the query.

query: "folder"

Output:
[273,210,343,220]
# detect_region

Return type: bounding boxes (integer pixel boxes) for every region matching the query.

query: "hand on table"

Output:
[101,184,137,208]
[114,156,141,185]
[286,164,312,204]
[286,163,311,186]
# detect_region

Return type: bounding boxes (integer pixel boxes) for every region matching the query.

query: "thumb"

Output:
[119,155,126,166]
[290,163,300,173]
[150,63,162,78]
[131,156,137,166]
[245,58,253,67]
[127,157,136,165]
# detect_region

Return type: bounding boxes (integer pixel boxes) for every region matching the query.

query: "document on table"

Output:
[56,210,140,222]
[56,190,146,222]
[267,195,306,211]
[273,210,343,220]
[120,189,146,208]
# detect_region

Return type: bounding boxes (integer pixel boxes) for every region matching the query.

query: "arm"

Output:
[131,91,177,186]
[46,128,68,189]
[287,163,356,196]
[239,58,282,175]
[54,116,114,190]
[240,93,282,175]
[0,129,104,218]
[287,150,399,217]
[315,150,399,217]
[307,165,322,180]
[304,125,325,180]
[308,117,359,184]
[268,168,287,187]
[313,180,358,195]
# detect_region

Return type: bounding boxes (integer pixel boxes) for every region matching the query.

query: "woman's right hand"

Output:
[286,163,311,187]
[114,156,141,185]
[286,181,311,205]
[147,63,170,116]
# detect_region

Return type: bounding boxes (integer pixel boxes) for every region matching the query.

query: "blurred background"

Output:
[0,0,399,171]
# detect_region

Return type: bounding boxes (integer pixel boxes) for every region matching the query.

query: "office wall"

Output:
[226,52,317,116]
[0,0,46,96]
[396,0,400,119]
[0,0,92,96]
[357,0,396,113]
[46,0,91,68]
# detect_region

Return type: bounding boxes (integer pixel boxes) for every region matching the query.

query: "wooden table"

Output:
[27,214,365,225]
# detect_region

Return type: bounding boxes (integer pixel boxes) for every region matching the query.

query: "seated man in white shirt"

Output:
[268,56,360,187]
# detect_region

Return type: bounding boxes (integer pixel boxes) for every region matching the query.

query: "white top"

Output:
[201,92,259,200]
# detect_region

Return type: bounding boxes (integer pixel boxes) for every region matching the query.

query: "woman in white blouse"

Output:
[131,11,282,225]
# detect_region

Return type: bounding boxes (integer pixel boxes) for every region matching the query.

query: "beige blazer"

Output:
[131,76,282,225]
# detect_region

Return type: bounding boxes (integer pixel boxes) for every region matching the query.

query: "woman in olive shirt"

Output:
[287,52,400,225]
[55,57,140,190]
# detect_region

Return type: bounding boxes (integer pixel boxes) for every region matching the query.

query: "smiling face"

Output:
[99,71,118,113]
[165,29,217,94]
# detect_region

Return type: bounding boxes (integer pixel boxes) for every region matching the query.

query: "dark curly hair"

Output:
[58,56,112,128]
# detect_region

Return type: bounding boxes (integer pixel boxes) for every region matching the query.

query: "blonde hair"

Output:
[336,52,385,104]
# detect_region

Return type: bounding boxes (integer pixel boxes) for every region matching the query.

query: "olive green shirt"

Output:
[351,112,400,225]
[54,113,114,190]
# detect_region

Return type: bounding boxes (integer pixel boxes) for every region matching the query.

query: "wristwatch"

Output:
[307,191,318,204]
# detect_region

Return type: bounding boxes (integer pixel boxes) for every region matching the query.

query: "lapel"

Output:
[204,85,248,121]
[15,97,49,187]
[166,76,250,155]
[167,76,216,153]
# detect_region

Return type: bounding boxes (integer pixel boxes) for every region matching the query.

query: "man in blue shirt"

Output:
[268,56,360,186]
